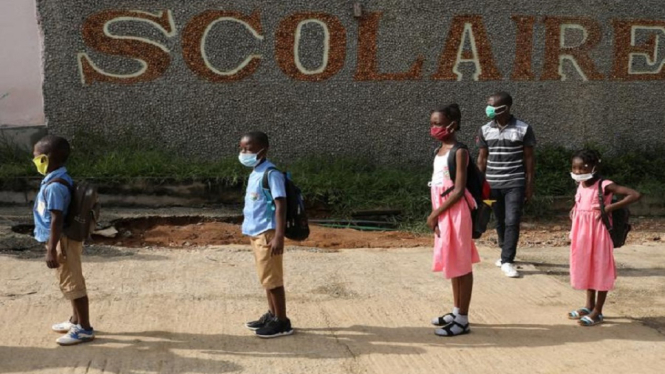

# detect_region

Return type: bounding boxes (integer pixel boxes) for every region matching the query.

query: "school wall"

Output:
[37,0,665,165]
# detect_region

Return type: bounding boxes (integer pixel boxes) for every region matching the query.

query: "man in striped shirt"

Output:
[476,92,536,278]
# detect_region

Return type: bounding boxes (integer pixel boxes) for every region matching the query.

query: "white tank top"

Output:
[431,151,450,187]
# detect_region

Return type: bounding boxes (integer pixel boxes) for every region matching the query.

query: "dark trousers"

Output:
[491,187,525,264]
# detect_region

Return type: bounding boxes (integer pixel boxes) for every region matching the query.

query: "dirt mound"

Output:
[93,216,665,250]
[97,218,431,250]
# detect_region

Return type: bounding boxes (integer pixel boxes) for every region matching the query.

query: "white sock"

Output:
[440,307,460,323]
[435,307,459,325]
[454,314,468,325]
[436,314,469,336]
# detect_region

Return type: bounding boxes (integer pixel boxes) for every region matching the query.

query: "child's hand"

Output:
[269,235,285,256]
[569,207,575,221]
[593,206,603,221]
[45,246,59,269]
[426,214,440,237]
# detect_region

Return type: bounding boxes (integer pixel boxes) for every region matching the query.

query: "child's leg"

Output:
[72,296,91,330]
[435,272,472,336]
[69,304,79,324]
[458,272,473,315]
[594,291,608,315]
[585,289,597,310]
[579,289,605,325]
[251,230,284,319]
[452,277,460,309]
[432,279,459,326]
[268,286,287,320]
[265,290,276,315]
[57,237,88,327]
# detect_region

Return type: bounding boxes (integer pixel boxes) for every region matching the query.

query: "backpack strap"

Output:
[261,167,279,221]
[43,178,73,202]
[441,142,467,198]
[440,143,474,211]
[597,178,612,231]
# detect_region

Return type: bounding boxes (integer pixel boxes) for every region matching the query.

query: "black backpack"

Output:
[46,179,101,243]
[262,167,310,241]
[439,143,492,239]
[598,178,631,248]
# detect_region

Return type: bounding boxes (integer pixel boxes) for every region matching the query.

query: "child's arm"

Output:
[269,197,287,256]
[45,210,64,268]
[427,148,469,235]
[603,183,642,213]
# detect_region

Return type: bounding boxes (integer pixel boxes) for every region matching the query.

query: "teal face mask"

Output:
[485,105,507,120]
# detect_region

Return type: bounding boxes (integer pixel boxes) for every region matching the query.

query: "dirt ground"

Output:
[1,212,664,373]
[96,216,665,250]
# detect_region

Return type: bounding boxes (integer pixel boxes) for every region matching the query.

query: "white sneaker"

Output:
[56,325,95,346]
[495,259,502,267]
[52,320,74,333]
[501,263,520,278]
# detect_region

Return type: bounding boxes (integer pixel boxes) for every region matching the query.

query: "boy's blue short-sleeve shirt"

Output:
[242,160,286,237]
[33,167,73,243]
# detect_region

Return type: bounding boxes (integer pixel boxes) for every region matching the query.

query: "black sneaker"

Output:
[255,317,294,338]
[245,311,274,331]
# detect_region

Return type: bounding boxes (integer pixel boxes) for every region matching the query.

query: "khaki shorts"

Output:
[55,236,87,300]
[250,230,284,290]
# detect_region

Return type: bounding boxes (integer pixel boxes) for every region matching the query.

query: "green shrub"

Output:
[2,135,664,223]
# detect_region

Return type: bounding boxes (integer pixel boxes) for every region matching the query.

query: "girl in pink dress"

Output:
[426,104,480,336]
[568,150,641,326]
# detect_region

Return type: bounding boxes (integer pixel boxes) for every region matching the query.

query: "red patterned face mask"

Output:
[430,124,454,141]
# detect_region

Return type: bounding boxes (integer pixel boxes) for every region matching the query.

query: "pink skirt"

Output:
[570,211,616,291]
[431,184,480,279]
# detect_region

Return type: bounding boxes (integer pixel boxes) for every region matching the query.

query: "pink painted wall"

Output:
[0,0,44,127]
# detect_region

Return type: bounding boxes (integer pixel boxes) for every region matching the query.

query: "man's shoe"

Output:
[52,320,75,333]
[501,263,520,278]
[495,259,502,267]
[245,311,274,331]
[56,325,95,346]
[255,318,294,339]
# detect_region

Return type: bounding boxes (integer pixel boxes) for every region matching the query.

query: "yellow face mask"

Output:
[32,154,49,175]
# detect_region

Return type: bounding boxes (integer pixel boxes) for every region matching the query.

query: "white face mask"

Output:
[570,168,596,183]
[238,149,264,168]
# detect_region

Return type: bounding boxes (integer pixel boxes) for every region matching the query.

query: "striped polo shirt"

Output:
[476,117,536,189]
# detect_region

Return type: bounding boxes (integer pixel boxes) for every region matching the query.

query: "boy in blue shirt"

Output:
[32,135,94,345]
[239,131,293,338]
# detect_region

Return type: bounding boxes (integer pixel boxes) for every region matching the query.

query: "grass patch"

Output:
[1,134,664,226]
[288,157,431,223]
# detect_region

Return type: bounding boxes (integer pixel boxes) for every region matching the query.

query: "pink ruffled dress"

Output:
[569,180,617,291]
[430,151,480,279]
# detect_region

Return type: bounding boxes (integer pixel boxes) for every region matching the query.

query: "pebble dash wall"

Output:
[38,0,665,164]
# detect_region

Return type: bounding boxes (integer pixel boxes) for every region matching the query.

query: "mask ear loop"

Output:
[493,105,508,116]
[35,155,47,165]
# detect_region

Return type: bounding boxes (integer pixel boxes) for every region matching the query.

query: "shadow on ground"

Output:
[1,319,661,373]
